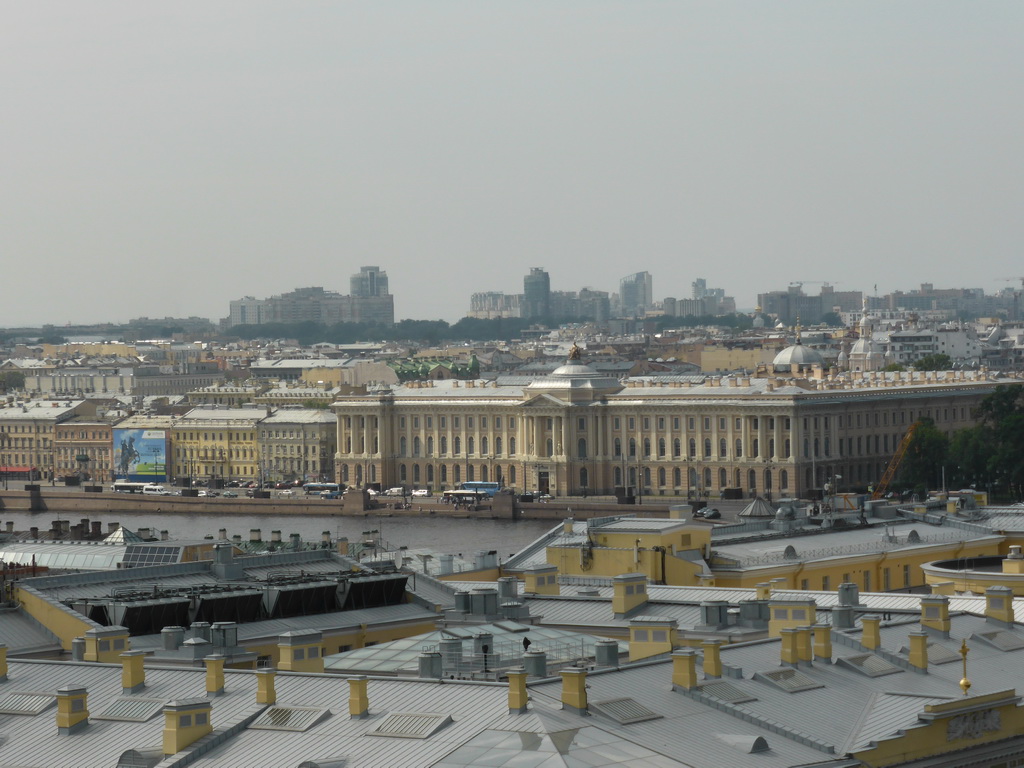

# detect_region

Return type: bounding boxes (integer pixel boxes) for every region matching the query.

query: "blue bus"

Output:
[460,481,500,497]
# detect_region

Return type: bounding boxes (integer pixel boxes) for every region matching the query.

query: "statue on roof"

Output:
[568,343,582,361]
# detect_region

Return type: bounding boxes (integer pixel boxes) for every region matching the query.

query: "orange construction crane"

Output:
[872,421,920,500]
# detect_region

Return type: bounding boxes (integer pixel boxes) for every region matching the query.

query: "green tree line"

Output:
[900,384,1024,501]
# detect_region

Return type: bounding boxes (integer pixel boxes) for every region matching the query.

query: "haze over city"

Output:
[3,2,1023,327]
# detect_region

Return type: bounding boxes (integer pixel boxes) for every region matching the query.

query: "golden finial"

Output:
[959,638,971,696]
[567,343,581,361]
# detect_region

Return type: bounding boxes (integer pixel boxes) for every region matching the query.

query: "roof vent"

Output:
[250,706,331,732]
[836,653,903,677]
[716,734,771,754]
[367,712,453,739]
[589,697,662,724]
[754,668,823,693]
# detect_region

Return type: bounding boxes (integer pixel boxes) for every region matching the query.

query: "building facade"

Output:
[333,350,1008,498]
[171,407,264,486]
[258,408,337,483]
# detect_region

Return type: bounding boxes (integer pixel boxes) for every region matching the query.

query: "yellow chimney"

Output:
[702,640,723,678]
[121,650,146,694]
[861,615,881,650]
[83,626,130,663]
[162,699,213,756]
[0,643,7,681]
[780,628,799,666]
[755,582,772,600]
[349,676,369,719]
[205,654,226,697]
[1003,546,1024,574]
[908,631,929,671]
[768,599,816,637]
[256,668,276,705]
[560,668,588,715]
[672,649,698,690]
[56,685,89,735]
[522,565,560,596]
[277,630,324,673]
[628,618,676,662]
[507,667,529,714]
[920,595,951,635]
[986,586,1015,625]
[813,624,832,663]
[612,572,649,618]
[795,626,813,664]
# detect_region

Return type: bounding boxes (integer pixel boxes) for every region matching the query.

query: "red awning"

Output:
[0,466,34,473]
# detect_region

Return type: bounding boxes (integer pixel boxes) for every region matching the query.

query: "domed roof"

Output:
[772,340,824,370]
[524,343,623,399]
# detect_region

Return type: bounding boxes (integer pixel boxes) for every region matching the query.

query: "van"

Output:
[142,484,171,496]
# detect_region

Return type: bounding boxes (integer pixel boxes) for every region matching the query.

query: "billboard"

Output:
[113,429,168,482]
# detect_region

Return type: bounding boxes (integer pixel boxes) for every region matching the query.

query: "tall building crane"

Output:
[872,421,921,500]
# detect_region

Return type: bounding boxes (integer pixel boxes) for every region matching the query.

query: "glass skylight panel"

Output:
[250,706,330,732]
[0,692,55,715]
[755,668,823,693]
[95,697,164,722]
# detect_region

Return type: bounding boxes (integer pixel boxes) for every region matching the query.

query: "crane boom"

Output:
[872,421,920,500]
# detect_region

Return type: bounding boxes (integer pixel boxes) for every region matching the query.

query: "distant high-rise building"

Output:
[618,272,653,317]
[468,292,522,319]
[523,268,551,320]
[350,266,389,297]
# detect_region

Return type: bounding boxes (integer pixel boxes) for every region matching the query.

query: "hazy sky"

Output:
[3,3,1022,327]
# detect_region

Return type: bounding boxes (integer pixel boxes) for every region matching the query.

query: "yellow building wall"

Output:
[854,690,1024,768]
[15,586,96,650]
[437,567,501,583]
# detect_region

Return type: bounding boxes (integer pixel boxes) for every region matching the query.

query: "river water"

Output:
[1,508,558,560]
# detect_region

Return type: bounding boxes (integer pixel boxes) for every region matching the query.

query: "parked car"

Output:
[694,508,721,520]
[411,488,431,497]
[278,489,294,497]
[221,490,238,498]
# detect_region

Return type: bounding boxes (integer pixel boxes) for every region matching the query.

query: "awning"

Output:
[0,466,35,473]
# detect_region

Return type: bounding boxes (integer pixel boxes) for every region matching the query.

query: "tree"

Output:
[912,353,952,371]
[819,311,843,326]
[881,362,906,372]
[898,418,948,494]
[0,370,25,392]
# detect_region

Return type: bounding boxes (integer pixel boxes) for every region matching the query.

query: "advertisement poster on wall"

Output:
[113,429,167,482]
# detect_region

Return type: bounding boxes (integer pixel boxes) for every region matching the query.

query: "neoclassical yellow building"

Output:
[332,348,1008,499]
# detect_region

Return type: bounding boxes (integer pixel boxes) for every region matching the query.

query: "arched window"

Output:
[643,438,651,457]
[673,467,681,486]
[658,467,666,486]
[805,468,813,488]
[509,466,516,485]
[413,437,421,457]
[688,467,697,487]
[546,438,553,457]
[735,468,741,487]
[752,438,758,458]
[508,437,516,456]
[468,437,475,455]
[481,436,488,455]
[735,438,742,458]
[427,465,434,483]
[370,464,377,482]
[689,438,696,458]
[643,467,651,487]
[355,465,363,485]
[441,465,448,483]
[345,437,351,453]
[673,438,681,457]
[614,466,622,486]
[614,438,622,457]
[427,436,434,455]
[629,438,637,457]
[769,438,775,458]
[480,466,488,481]
[720,438,728,457]
[467,465,475,481]
[413,464,421,482]
[703,438,712,458]
[454,464,461,483]
[629,467,637,486]
[803,439,809,458]
[400,436,407,456]
[341,465,349,482]
[781,469,789,489]
[764,468,772,491]
[454,437,461,455]
[578,438,587,459]
[658,438,666,457]
[784,439,791,458]
[495,437,502,455]
[823,437,830,457]
[580,468,589,488]
[440,436,448,454]
[705,468,713,488]
[748,468,756,491]
[400,464,407,482]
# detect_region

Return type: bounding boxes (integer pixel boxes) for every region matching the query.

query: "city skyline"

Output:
[3,3,1022,326]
